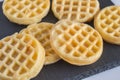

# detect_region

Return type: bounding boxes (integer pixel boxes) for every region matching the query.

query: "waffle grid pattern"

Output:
[51,20,103,65]
[97,6,120,37]
[54,22,101,58]
[21,23,60,65]
[52,0,99,22]
[3,0,50,24]
[27,24,56,57]
[4,0,49,18]
[0,34,38,79]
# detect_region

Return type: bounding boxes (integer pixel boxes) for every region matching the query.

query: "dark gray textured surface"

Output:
[0,0,119,80]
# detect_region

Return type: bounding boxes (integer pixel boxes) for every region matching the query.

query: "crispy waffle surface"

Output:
[95,6,120,45]
[52,0,100,22]
[50,20,103,66]
[0,33,45,80]
[20,23,60,65]
[2,0,50,25]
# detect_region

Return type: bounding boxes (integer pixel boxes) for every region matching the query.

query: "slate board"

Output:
[0,0,119,80]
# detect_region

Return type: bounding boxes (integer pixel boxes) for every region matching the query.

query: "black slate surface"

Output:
[0,0,119,80]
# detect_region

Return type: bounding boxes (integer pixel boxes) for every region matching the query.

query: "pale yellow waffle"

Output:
[50,20,103,66]
[52,0,100,22]
[94,6,120,45]
[20,23,60,65]
[0,33,45,80]
[2,0,50,25]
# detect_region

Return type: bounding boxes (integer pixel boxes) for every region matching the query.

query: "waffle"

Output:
[52,0,100,22]
[0,33,45,80]
[20,23,60,65]
[50,20,103,66]
[2,0,50,25]
[94,6,120,45]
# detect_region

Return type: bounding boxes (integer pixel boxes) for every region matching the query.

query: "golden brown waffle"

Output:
[50,20,103,66]
[94,6,120,45]
[52,0,100,22]
[0,33,45,80]
[20,23,60,65]
[2,0,50,25]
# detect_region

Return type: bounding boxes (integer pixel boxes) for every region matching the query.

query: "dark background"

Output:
[0,0,119,80]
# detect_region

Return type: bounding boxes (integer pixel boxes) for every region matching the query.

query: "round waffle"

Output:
[50,20,103,66]
[0,33,45,80]
[21,23,60,65]
[52,0,100,22]
[94,6,120,45]
[2,0,50,25]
